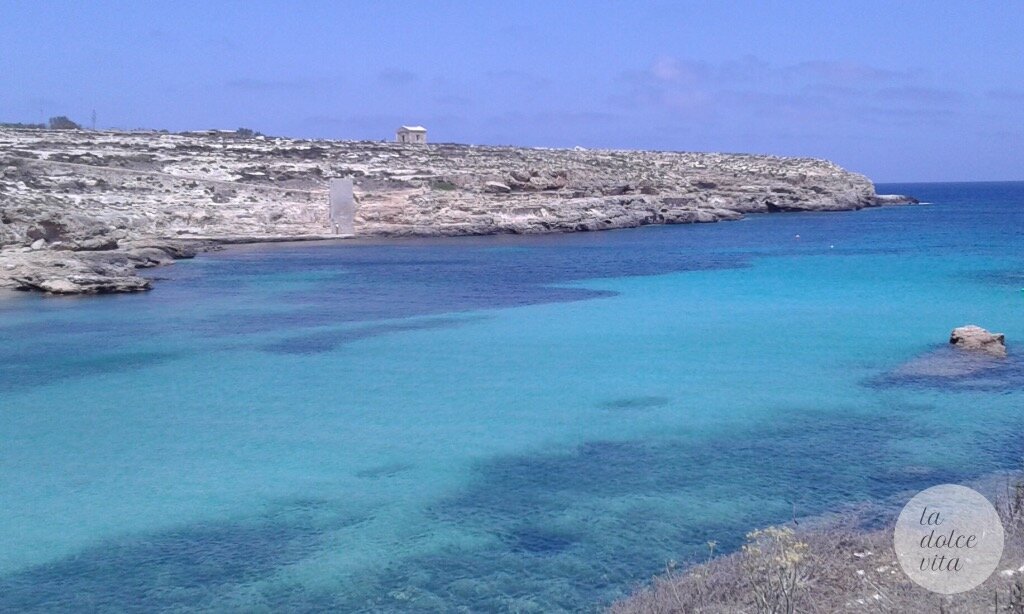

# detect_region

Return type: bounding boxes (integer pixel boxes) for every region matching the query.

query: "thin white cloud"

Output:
[611,55,964,129]
[987,88,1024,102]
[226,78,310,91]
[377,68,418,86]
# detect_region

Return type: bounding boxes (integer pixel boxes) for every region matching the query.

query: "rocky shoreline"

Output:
[0,128,915,294]
[611,486,1024,614]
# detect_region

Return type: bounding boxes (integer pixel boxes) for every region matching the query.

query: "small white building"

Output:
[396,125,427,144]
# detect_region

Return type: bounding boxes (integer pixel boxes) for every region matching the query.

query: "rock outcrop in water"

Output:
[0,128,903,294]
[873,326,1012,386]
[950,325,1007,357]
[873,194,920,205]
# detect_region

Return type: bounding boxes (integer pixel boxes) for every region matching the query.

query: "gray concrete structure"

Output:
[329,177,355,235]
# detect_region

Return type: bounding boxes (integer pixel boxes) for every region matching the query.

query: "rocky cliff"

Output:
[0,128,893,294]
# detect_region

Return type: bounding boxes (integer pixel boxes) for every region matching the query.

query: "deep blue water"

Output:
[1,182,1022,612]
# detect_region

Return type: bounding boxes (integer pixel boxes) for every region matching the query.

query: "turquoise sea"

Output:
[1,182,1023,612]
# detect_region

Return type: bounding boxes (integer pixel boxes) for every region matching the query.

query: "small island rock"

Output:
[950,325,1007,357]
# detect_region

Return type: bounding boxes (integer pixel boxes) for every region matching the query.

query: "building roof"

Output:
[397,125,427,132]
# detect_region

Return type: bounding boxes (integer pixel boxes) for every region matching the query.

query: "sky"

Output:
[1,1,1022,182]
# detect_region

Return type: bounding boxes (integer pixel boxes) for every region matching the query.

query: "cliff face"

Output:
[0,129,879,293]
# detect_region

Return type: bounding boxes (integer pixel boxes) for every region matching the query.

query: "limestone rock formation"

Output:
[950,325,1007,357]
[0,128,911,294]
[873,194,921,205]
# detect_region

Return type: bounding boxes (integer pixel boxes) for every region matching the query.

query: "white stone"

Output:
[484,181,511,194]
[40,279,79,293]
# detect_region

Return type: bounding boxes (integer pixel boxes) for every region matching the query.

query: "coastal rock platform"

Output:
[1,128,901,293]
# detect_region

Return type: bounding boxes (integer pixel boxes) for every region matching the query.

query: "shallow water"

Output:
[1,182,1023,612]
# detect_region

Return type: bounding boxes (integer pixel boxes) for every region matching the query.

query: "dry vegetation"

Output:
[611,480,1024,613]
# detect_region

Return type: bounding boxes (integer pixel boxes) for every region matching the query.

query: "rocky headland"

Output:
[0,128,911,294]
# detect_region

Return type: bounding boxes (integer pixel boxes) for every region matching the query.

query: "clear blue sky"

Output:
[2,1,1021,182]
